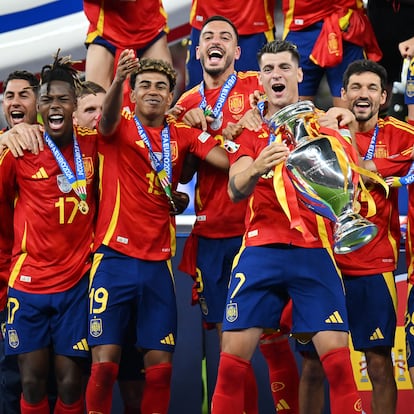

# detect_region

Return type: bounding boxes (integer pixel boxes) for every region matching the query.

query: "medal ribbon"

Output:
[257,99,279,145]
[363,124,379,161]
[359,124,386,216]
[198,73,237,119]
[133,115,173,201]
[44,132,87,202]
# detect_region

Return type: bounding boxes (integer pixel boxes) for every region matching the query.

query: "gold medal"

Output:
[78,200,89,215]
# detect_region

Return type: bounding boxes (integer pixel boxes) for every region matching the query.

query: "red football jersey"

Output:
[0,149,14,309]
[230,127,334,249]
[189,0,275,35]
[84,0,168,50]
[282,0,362,32]
[176,72,262,238]
[336,117,414,276]
[93,114,219,260]
[0,126,98,294]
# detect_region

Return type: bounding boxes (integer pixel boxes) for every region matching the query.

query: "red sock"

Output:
[408,119,414,126]
[259,334,299,412]
[85,361,119,414]
[54,397,84,414]
[244,363,258,414]
[211,352,249,414]
[141,362,172,414]
[21,395,49,414]
[320,347,363,414]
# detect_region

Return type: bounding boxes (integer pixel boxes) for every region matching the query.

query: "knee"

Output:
[20,374,48,403]
[301,356,325,385]
[366,350,395,386]
[56,374,83,403]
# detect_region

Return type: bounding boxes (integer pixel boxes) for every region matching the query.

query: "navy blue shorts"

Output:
[5,276,89,358]
[88,245,177,353]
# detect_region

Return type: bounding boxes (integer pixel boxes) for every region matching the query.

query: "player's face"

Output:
[74,92,105,129]
[37,80,77,143]
[196,20,241,77]
[259,51,303,113]
[131,72,173,123]
[341,72,386,123]
[3,79,38,127]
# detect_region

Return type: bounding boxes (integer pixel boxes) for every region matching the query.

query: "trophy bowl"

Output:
[267,101,378,254]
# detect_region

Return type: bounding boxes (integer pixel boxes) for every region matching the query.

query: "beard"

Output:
[200,55,233,77]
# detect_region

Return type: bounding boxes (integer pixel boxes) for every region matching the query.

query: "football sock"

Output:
[259,334,299,412]
[211,352,249,414]
[244,363,258,414]
[21,394,49,414]
[54,397,84,414]
[140,362,172,414]
[321,347,363,414]
[85,361,119,414]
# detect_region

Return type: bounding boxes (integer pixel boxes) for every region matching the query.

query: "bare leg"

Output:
[54,354,85,404]
[299,353,325,414]
[85,44,115,91]
[142,35,172,65]
[365,347,397,414]
[18,348,50,403]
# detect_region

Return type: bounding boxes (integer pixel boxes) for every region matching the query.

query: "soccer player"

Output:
[0,53,98,414]
[85,51,229,414]
[0,69,40,414]
[73,79,146,414]
[174,15,300,412]
[73,80,106,130]
[211,39,363,414]
[299,59,414,414]
[185,0,276,88]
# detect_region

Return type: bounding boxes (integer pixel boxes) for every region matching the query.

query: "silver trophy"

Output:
[267,100,377,254]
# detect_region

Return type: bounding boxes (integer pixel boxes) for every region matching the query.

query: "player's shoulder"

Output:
[381,116,414,133]
[236,70,260,82]
[0,148,11,165]
[75,125,98,137]
[176,84,200,104]
[121,108,135,121]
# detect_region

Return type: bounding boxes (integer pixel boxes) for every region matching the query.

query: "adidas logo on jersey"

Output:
[31,167,48,179]
[370,328,385,341]
[160,333,175,346]
[325,311,344,324]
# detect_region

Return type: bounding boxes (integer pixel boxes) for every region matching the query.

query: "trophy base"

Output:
[333,213,378,254]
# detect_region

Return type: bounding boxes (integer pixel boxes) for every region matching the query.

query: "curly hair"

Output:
[129,58,177,92]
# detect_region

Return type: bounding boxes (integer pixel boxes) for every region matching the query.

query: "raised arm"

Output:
[99,49,139,136]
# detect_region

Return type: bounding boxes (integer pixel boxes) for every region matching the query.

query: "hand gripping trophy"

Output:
[267,100,378,254]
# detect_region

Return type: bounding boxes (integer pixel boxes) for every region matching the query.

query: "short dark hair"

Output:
[201,15,239,42]
[129,58,177,92]
[257,40,300,67]
[342,59,388,92]
[77,80,106,98]
[3,70,39,95]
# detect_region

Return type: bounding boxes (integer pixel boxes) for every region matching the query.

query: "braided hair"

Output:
[40,49,83,95]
